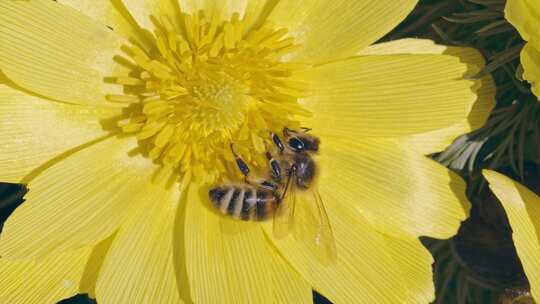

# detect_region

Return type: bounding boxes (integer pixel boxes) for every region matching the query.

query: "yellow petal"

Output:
[95,186,183,304]
[521,43,540,100]
[79,235,115,298]
[319,137,469,239]
[183,184,312,303]
[0,136,158,260]
[267,243,313,304]
[359,38,447,55]
[0,248,92,304]
[484,170,540,301]
[58,0,142,43]
[361,39,495,153]
[264,194,435,303]
[0,0,125,105]
[382,236,435,303]
[505,0,540,48]
[118,0,266,33]
[0,83,121,183]
[506,0,540,100]
[179,0,248,17]
[267,0,418,62]
[119,0,179,33]
[182,0,272,31]
[180,0,248,21]
[298,53,478,138]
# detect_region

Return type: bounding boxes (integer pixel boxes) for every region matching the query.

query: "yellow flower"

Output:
[0,0,494,303]
[483,170,540,302]
[506,0,540,100]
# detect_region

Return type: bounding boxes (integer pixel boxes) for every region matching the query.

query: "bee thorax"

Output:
[294,154,316,189]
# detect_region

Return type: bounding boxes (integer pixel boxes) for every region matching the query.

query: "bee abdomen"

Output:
[208,185,278,221]
[249,189,279,221]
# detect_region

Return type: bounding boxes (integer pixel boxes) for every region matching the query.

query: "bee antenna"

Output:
[230,143,239,157]
[283,127,291,136]
[301,127,312,133]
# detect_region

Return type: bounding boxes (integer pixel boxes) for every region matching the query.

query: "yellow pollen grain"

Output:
[107,10,311,186]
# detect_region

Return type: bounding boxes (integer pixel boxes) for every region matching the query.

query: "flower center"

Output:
[107,11,310,185]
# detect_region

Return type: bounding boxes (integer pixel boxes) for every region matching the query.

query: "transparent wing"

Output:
[273,171,296,238]
[293,188,337,265]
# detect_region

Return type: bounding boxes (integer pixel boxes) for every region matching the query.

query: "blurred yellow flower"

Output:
[0,0,494,303]
[484,170,540,302]
[506,0,540,100]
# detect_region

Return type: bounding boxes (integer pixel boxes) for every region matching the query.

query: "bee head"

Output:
[283,127,320,153]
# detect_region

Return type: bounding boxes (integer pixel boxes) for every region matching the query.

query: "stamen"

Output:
[106,94,140,104]
[107,10,311,185]
[115,77,144,86]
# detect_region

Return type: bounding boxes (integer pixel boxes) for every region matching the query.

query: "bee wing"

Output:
[273,170,296,238]
[293,188,337,265]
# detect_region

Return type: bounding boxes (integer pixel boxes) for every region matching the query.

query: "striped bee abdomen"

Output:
[208,184,279,221]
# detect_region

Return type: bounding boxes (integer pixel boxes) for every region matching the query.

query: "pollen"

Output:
[108,11,311,185]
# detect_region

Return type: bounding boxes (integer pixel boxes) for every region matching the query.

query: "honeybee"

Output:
[209,127,337,264]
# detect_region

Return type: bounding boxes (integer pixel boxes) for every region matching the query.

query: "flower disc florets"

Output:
[107,11,311,185]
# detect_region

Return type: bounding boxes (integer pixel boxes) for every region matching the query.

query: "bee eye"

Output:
[288,137,305,151]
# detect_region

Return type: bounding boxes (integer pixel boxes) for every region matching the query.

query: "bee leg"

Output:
[271,132,285,153]
[266,151,282,181]
[230,147,275,189]
[245,174,279,193]
[230,144,251,179]
[279,164,296,202]
[231,144,277,191]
